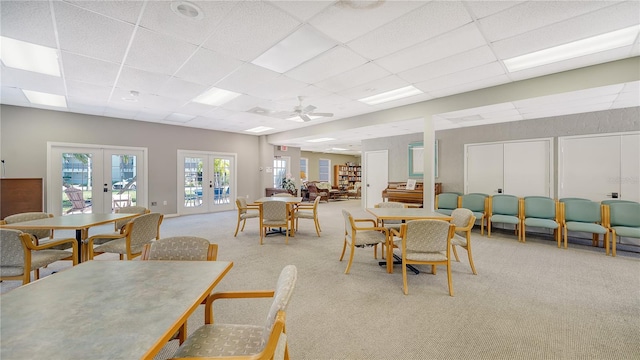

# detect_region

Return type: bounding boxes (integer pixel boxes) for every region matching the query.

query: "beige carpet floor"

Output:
[2,199,639,359]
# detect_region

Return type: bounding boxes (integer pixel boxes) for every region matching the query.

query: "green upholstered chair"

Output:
[487,194,521,240]
[172,265,297,360]
[521,196,560,246]
[560,200,607,250]
[459,193,489,235]
[450,208,478,275]
[435,192,460,216]
[606,202,640,257]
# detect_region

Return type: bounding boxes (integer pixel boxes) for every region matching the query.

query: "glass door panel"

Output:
[61,152,96,215]
[179,151,235,215]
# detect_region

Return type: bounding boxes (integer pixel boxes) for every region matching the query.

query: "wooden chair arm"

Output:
[455,215,477,232]
[204,290,276,325]
[27,237,78,251]
[354,218,377,227]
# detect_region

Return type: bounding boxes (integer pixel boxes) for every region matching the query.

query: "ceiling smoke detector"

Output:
[171,1,204,20]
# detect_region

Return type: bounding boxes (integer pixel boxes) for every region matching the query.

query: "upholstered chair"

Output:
[293,195,321,236]
[260,201,293,245]
[340,209,389,274]
[88,212,163,260]
[450,208,478,275]
[234,198,260,237]
[2,212,73,250]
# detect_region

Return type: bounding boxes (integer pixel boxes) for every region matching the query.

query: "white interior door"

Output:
[49,144,146,215]
[559,132,639,202]
[178,150,236,215]
[466,143,503,194]
[364,150,388,208]
[504,140,551,197]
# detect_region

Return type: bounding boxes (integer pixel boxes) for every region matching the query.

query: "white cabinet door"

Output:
[466,143,503,194]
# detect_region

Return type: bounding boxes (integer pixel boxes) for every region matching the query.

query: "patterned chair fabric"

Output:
[234,198,260,237]
[172,265,297,359]
[2,212,73,250]
[606,202,640,257]
[142,236,216,261]
[89,212,163,260]
[340,209,388,274]
[0,228,78,284]
[450,208,478,274]
[459,193,488,235]
[375,202,405,230]
[347,182,361,199]
[398,220,455,296]
[260,201,293,245]
[88,206,150,248]
[293,196,321,237]
[561,200,607,250]
[522,196,560,245]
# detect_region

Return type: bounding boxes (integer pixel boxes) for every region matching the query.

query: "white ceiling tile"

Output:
[464,1,525,20]
[268,0,332,22]
[157,78,207,101]
[215,63,281,94]
[53,1,134,63]
[398,46,498,84]
[116,67,172,95]
[347,1,473,60]
[64,0,144,25]
[375,23,486,74]
[245,75,308,101]
[125,28,198,75]
[201,1,301,61]
[478,0,619,42]
[415,62,506,93]
[338,75,411,100]
[425,74,512,99]
[1,1,57,47]
[286,46,368,84]
[314,62,391,93]
[309,1,425,43]
[174,48,244,86]
[61,52,120,87]
[0,67,65,95]
[219,94,276,112]
[65,80,111,102]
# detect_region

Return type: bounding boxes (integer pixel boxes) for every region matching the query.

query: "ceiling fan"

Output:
[290,96,333,122]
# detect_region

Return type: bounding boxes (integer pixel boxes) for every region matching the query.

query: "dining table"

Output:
[366,207,453,274]
[0,260,233,360]
[0,213,141,263]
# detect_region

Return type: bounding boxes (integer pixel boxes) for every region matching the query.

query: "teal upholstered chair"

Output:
[435,192,460,215]
[521,196,560,246]
[606,202,640,257]
[561,200,607,250]
[459,193,488,235]
[488,195,521,240]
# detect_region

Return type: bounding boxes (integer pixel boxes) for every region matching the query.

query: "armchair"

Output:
[450,208,477,274]
[293,195,321,236]
[234,198,260,237]
[340,209,389,274]
[88,212,163,260]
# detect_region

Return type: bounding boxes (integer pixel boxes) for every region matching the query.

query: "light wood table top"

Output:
[0,213,139,231]
[0,260,233,360]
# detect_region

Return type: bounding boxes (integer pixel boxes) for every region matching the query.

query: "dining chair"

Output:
[393,219,456,296]
[234,198,260,237]
[450,208,478,275]
[340,209,389,274]
[560,200,607,250]
[260,201,293,245]
[521,196,560,246]
[293,195,321,236]
[141,236,218,344]
[0,228,78,284]
[1,212,74,250]
[458,193,489,235]
[83,206,149,260]
[88,212,163,260]
[435,192,460,215]
[374,201,406,231]
[171,265,297,360]
[605,202,640,257]
[487,194,522,240]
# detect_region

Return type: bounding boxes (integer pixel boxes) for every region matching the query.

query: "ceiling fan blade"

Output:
[302,105,316,113]
[309,112,333,117]
[299,114,312,122]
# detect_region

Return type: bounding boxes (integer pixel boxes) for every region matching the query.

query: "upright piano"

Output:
[381,182,442,205]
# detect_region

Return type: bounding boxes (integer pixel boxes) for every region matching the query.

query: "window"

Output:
[300,158,308,181]
[319,159,330,182]
[273,157,290,188]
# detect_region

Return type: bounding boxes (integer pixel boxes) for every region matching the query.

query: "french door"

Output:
[48,143,147,215]
[178,150,236,215]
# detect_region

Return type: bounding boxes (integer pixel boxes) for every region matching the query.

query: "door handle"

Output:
[607,192,619,198]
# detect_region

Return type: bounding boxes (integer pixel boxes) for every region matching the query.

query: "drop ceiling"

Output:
[1,0,639,155]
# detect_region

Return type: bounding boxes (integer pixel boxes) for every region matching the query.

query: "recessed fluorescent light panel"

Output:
[246,126,274,133]
[331,147,347,151]
[22,90,67,108]
[192,87,241,106]
[504,25,640,72]
[0,36,61,76]
[358,85,423,105]
[251,25,336,73]
[307,137,335,143]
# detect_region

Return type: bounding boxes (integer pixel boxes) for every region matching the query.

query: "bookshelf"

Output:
[333,164,361,190]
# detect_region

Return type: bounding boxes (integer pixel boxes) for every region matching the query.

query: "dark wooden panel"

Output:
[1,178,43,219]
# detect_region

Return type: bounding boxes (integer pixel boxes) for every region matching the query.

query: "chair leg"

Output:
[610,232,616,257]
[344,244,355,274]
[466,246,477,275]
[402,259,409,295]
[452,245,460,262]
[339,239,347,261]
[446,260,454,297]
[234,217,242,237]
[314,218,320,237]
[521,224,526,243]
[487,220,492,237]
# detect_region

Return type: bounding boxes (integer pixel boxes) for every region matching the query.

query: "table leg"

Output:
[75,229,84,263]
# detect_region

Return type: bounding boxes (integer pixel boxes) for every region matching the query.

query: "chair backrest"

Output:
[559,197,590,202]
[460,193,488,212]
[342,209,354,240]
[523,196,556,219]
[262,201,288,221]
[403,219,452,253]
[2,212,52,240]
[237,198,249,214]
[142,236,216,261]
[125,212,163,253]
[609,202,640,227]
[262,265,297,347]
[563,200,601,223]
[375,202,405,224]
[491,195,519,216]
[114,206,150,231]
[0,228,26,270]
[601,199,638,205]
[451,208,474,229]
[436,193,459,210]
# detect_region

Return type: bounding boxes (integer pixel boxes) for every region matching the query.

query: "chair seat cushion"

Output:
[451,234,467,247]
[263,220,288,227]
[491,214,520,224]
[295,212,315,219]
[524,218,559,229]
[93,238,144,255]
[174,324,265,357]
[240,212,259,220]
[351,231,386,246]
[89,232,124,246]
[611,226,640,238]
[565,222,606,234]
[30,250,73,270]
[435,209,453,216]
[404,250,447,262]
